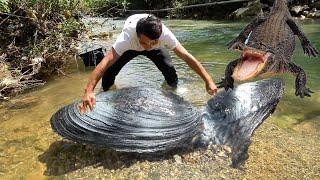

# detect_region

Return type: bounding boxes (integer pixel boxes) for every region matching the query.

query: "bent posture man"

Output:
[79,14,217,113]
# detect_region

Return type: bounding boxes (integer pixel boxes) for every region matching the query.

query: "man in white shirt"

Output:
[78,14,218,113]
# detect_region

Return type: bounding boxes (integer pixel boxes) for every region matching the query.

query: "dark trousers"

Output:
[102,48,178,91]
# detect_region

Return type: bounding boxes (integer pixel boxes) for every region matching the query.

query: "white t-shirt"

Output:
[112,14,180,56]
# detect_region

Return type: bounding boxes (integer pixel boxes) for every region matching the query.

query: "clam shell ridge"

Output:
[51,87,202,153]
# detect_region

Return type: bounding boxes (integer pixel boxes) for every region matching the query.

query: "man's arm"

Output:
[173,44,217,95]
[78,47,119,114]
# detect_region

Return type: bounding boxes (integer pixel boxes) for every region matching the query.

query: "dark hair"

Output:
[136,15,162,40]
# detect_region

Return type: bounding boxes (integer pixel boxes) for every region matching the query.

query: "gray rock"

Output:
[290,5,309,16]
[307,10,320,18]
[173,155,182,163]
[310,8,317,13]
[230,0,262,19]
[303,10,309,16]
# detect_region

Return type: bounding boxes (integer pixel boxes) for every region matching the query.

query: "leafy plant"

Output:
[0,0,10,13]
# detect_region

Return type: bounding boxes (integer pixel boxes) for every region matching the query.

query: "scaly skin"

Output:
[219,0,318,98]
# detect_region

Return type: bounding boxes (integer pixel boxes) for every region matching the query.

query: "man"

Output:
[78,14,218,114]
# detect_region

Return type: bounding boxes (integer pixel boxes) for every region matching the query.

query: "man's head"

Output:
[136,15,162,50]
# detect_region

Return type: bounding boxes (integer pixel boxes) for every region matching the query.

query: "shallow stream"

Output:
[0,18,319,179]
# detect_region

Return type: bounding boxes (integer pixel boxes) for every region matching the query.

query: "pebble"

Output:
[173,154,182,163]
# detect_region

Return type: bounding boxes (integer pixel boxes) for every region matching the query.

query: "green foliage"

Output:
[79,0,242,19]
[8,0,81,14]
[78,0,122,9]
[81,0,110,8]
[62,18,81,37]
[78,0,125,16]
[0,0,10,13]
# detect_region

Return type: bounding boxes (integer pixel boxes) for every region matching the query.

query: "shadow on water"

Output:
[38,140,195,176]
[38,140,129,176]
[0,96,40,123]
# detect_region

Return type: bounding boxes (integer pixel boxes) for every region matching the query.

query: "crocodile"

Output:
[218,0,318,98]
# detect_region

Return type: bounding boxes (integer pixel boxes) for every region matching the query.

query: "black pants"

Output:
[102,48,178,91]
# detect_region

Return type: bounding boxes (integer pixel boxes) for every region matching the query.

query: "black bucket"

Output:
[79,47,105,67]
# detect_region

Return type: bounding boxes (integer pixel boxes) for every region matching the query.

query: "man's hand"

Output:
[206,82,218,95]
[173,44,219,96]
[78,92,96,114]
[76,48,119,115]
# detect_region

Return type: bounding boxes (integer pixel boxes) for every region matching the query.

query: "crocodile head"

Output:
[231,47,278,81]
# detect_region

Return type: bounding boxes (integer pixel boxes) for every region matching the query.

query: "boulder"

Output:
[307,9,320,18]
[303,10,309,16]
[230,0,262,19]
[290,5,309,16]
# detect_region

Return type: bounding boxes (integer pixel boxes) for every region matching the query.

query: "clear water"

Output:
[0,19,319,179]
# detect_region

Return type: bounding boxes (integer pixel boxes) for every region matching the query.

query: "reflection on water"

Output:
[0,19,319,179]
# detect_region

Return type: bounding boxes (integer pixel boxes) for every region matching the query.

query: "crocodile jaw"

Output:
[232,49,271,81]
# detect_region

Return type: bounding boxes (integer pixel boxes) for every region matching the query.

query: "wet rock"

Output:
[290,5,309,16]
[100,32,112,39]
[230,0,262,19]
[306,9,320,18]
[222,146,232,154]
[173,154,182,164]
[310,8,317,13]
[303,10,309,16]
[89,32,113,40]
[217,151,228,158]
[206,149,214,156]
